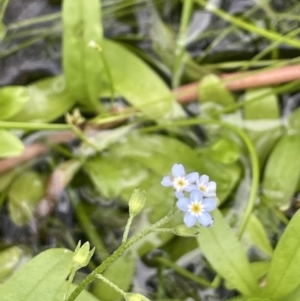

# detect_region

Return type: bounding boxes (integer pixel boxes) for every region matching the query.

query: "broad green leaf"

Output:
[0,130,24,157]
[9,76,74,122]
[243,88,279,120]
[102,39,175,119]
[262,134,300,209]
[263,209,300,299]
[244,214,273,257]
[92,252,135,301]
[246,299,271,301]
[198,74,235,106]
[197,209,259,296]
[0,86,29,120]
[63,0,102,111]
[283,285,300,301]
[0,246,24,281]
[287,107,300,135]
[0,248,73,301]
[84,155,122,198]
[8,171,44,226]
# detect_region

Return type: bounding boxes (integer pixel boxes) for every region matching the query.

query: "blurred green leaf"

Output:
[55,283,100,301]
[0,248,73,301]
[0,246,24,282]
[283,285,300,301]
[101,39,175,118]
[262,134,300,209]
[197,209,259,296]
[8,171,44,226]
[244,214,273,257]
[84,155,122,199]
[243,88,279,120]
[0,130,24,158]
[9,76,74,122]
[0,86,29,120]
[63,0,103,111]
[92,252,135,301]
[198,74,235,106]
[263,209,300,299]
[287,107,300,135]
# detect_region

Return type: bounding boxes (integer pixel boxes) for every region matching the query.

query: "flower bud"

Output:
[125,293,151,301]
[173,224,199,237]
[128,189,146,217]
[73,241,95,270]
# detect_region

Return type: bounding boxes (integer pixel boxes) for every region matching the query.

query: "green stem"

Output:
[122,215,134,243]
[142,118,259,238]
[172,0,193,88]
[0,121,71,130]
[195,0,300,49]
[66,209,180,301]
[155,256,213,287]
[0,0,9,22]
[68,190,110,261]
[96,274,127,297]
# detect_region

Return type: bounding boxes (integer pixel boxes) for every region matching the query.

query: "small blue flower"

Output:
[196,175,217,197]
[176,190,216,227]
[161,164,198,196]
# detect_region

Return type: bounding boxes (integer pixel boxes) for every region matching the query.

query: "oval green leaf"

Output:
[263,209,300,299]
[0,86,29,120]
[0,248,73,301]
[0,130,24,158]
[197,209,259,296]
[262,134,300,209]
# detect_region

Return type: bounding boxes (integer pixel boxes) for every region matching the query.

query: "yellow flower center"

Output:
[199,184,207,193]
[174,177,188,189]
[189,201,203,216]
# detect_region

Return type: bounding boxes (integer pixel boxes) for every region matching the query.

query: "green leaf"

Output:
[243,88,279,120]
[282,285,300,301]
[84,155,122,198]
[287,107,300,136]
[262,134,300,209]
[63,0,103,111]
[0,130,24,158]
[9,76,75,122]
[101,39,175,119]
[8,171,44,226]
[0,248,73,301]
[92,252,135,301]
[0,86,29,120]
[197,209,259,296]
[244,214,273,257]
[198,74,236,106]
[0,246,24,282]
[263,209,300,299]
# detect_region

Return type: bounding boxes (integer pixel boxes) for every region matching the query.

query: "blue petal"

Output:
[185,184,197,192]
[176,197,190,211]
[161,176,172,187]
[172,164,185,177]
[184,212,197,227]
[198,212,213,227]
[202,198,216,212]
[197,174,209,185]
[175,191,184,198]
[190,190,203,202]
[186,172,199,183]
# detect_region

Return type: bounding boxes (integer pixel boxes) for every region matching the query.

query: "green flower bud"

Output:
[125,293,151,301]
[128,189,146,217]
[73,241,95,270]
